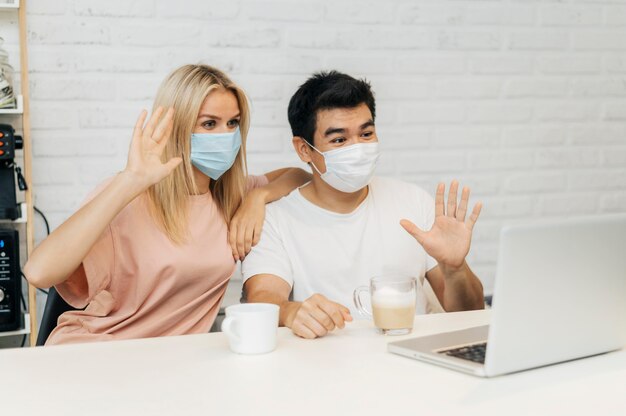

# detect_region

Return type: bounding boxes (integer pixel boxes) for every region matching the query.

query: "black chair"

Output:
[36,287,78,346]
[484,295,493,308]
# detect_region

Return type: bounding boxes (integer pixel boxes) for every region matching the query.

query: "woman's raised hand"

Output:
[124,107,182,190]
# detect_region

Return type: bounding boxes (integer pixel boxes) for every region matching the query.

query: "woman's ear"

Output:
[292,137,312,163]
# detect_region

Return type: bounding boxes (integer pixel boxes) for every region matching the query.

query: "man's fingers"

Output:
[447,180,459,218]
[317,301,348,328]
[299,313,328,337]
[338,304,353,322]
[400,219,426,245]
[467,202,483,230]
[456,186,470,222]
[303,297,335,331]
[435,182,445,217]
[314,302,342,330]
[309,306,336,331]
[292,323,317,340]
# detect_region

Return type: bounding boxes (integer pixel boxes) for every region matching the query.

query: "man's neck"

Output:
[299,176,369,214]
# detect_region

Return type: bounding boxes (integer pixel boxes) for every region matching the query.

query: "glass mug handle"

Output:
[353,286,373,317]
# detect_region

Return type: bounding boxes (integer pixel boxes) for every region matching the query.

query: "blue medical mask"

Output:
[190,128,242,180]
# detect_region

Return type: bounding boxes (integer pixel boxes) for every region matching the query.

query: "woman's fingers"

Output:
[244,223,254,256]
[252,221,263,246]
[236,220,247,260]
[157,112,175,153]
[143,106,164,139]
[228,221,239,260]
[164,157,183,173]
[130,110,148,153]
[153,108,174,145]
[133,110,148,138]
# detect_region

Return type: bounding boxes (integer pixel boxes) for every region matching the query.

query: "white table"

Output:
[2,310,625,416]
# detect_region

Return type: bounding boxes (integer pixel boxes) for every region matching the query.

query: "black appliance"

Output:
[0,123,24,220]
[0,229,22,332]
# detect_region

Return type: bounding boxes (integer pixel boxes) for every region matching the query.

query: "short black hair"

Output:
[287,71,376,146]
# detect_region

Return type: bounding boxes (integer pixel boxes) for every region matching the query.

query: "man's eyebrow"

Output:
[324,127,346,137]
[360,120,375,129]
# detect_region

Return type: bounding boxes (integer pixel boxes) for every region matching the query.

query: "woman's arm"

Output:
[24,108,181,288]
[259,167,312,203]
[229,168,311,260]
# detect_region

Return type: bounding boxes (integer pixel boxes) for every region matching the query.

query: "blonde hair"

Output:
[147,64,249,243]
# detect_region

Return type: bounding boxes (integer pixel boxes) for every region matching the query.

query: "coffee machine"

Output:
[0,123,25,220]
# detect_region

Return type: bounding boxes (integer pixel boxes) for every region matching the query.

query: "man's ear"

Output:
[292,136,312,163]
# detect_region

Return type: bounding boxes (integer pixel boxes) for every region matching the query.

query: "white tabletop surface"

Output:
[2,309,625,416]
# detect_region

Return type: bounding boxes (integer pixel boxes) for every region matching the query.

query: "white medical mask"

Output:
[191,128,241,180]
[308,142,380,193]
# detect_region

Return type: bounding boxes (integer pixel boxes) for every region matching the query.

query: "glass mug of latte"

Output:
[353,275,417,335]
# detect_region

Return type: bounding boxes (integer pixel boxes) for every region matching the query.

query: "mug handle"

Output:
[221,316,241,341]
[353,286,373,317]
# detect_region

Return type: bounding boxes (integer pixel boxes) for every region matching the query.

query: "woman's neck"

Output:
[192,167,211,195]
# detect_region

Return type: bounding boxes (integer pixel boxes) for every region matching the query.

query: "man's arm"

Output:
[244,274,352,339]
[425,263,484,312]
[401,180,485,312]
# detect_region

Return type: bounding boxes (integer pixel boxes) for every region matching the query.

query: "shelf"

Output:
[0,314,30,338]
[0,95,23,114]
[0,202,27,224]
[5,0,38,346]
[0,1,19,10]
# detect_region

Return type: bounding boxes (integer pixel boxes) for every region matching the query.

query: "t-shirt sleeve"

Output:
[246,175,269,193]
[420,189,439,272]
[241,208,293,288]
[54,180,116,309]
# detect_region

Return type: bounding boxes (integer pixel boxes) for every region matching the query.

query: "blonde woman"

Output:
[24,65,310,345]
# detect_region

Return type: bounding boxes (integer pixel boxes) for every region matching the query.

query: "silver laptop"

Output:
[388,214,626,377]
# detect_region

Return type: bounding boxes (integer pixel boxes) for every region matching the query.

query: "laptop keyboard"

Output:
[438,342,487,364]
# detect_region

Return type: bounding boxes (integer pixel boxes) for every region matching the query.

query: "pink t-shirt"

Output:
[47,175,269,345]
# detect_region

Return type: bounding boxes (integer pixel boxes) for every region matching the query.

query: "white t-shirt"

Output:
[242,177,440,315]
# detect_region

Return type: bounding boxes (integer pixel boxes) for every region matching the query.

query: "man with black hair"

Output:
[242,71,484,339]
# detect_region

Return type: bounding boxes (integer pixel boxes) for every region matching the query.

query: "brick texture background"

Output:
[1,0,626,293]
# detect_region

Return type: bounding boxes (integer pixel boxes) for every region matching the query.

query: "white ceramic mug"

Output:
[221,303,279,354]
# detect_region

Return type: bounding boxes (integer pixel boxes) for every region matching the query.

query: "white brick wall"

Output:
[1,0,625,292]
